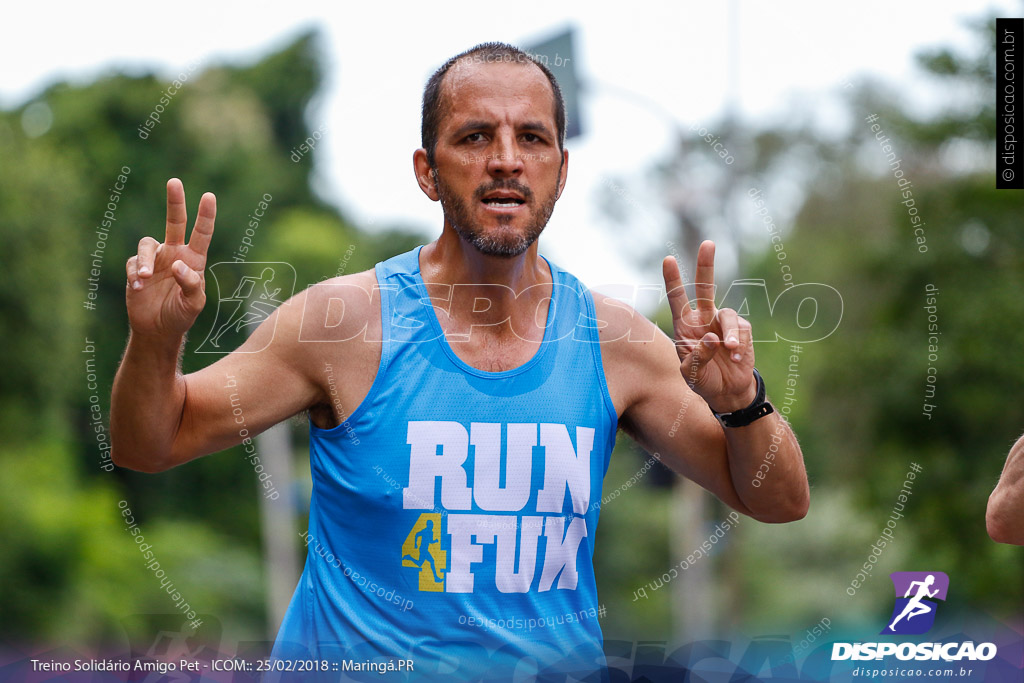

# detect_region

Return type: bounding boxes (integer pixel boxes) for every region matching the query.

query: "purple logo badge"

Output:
[881,571,949,635]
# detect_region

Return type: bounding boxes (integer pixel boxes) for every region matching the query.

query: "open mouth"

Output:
[481,197,526,208]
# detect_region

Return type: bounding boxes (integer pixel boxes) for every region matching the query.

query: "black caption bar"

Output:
[997,18,1023,189]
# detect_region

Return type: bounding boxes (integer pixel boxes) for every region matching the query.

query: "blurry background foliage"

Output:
[0,13,1019,650]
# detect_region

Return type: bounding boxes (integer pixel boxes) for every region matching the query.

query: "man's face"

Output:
[428,60,567,258]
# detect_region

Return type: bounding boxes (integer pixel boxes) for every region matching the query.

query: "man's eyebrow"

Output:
[449,120,555,140]
[450,120,493,139]
[519,121,553,138]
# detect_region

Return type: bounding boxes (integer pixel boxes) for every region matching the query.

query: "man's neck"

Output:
[419,227,551,335]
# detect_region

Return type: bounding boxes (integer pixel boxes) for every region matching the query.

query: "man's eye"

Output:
[522,134,540,143]
[465,133,484,143]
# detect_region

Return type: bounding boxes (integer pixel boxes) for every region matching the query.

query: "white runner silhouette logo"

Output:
[881,571,949,635]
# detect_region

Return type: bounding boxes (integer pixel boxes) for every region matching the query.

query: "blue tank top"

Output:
[272,245,618,679]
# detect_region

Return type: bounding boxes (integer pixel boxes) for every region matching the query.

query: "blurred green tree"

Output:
[0,30,423,645]
[593,13,1022,642]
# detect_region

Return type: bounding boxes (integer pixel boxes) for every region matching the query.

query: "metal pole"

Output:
[256,421,299,640]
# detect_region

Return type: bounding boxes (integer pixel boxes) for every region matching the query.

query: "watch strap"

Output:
[712,368,775,428]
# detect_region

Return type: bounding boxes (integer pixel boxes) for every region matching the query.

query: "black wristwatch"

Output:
[712,368,774,428]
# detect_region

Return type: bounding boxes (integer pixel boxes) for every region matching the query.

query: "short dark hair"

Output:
[421,42,567,169]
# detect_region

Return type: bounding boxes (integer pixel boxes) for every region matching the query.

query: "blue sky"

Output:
[2,0,1015,307]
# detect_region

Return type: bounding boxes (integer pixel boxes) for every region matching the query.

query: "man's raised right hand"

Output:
[126,178,216,342]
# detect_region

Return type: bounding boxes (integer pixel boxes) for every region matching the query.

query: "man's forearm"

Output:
[721,412,809,523]
[110,332,188,472]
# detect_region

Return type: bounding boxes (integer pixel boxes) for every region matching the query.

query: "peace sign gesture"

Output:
[125,178,217,342]
[662,240,757,414]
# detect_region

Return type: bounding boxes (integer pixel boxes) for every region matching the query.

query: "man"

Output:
[111,42,809,678]
[987,435,1024,545]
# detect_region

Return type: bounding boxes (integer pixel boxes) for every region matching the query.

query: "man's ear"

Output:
[413,148,439,201]
[555,148,569,200]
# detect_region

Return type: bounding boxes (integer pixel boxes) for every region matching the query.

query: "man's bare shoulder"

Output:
[267,268,383,424]
[250,268,380,380]
[590,289,668,362]
[589,290,677,417]
[284,268,381,343]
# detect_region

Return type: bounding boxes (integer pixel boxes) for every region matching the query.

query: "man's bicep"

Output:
[170,295,321,466]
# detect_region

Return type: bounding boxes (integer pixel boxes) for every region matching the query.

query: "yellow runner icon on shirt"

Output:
[402,513,446,592]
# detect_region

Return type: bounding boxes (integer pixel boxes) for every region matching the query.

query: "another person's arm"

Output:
[986,434,1024,545]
